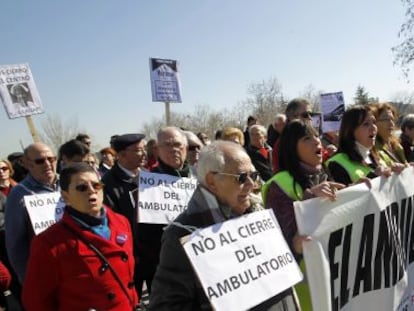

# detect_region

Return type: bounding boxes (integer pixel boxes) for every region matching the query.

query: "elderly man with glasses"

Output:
[5,142,59,284]
[150,140,299,311]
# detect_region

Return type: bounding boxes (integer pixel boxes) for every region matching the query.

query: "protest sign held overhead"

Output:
[320,91,345,133]
[149,58,182,103]
[138,171,197,224]
[182,209,303,311]
[24,192,65,235]
[0,63,44,119]
[294,168,414,311]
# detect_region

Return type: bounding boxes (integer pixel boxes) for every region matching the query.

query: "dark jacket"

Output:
[246,145,273,182]
[22,207,137,311]
[150,186,297,311]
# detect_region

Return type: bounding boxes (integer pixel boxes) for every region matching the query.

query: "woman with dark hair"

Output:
[371,102,407,171]
[22,162,138,311]
[327,105,391,186]
[262,120,344,258]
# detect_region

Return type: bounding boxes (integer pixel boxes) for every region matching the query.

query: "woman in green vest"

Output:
[327,105,391,186]
[263,120,344,258]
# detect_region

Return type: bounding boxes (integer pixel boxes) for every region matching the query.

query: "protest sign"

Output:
[137,171,197,224]
[149,58,182,103]
[320,92,345,133]
[0,63,44,119]
[24,192,65,235]
[294,168,414,311]
[182,209,303,311]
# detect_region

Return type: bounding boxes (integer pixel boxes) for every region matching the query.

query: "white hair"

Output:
[197,140,247,186]
[183,131,202,146]
[248,124,267,136]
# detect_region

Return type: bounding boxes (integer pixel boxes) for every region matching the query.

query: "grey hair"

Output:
[248,124,267,136]
[157,126,188,146]
[197,140,247,186]
[183,131,203,146]
[274,113,287,124]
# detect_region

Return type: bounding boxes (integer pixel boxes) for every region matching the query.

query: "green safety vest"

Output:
[326,153,373,183]
[261,171,303,204]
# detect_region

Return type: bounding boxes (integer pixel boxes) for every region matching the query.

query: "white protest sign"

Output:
[0,63,44,119]
[149,58,182,103]
[138,171,197,224]
[320,91,345,133]
[24,192,65,235]
[294,168,414,311]
[182,209,303,311]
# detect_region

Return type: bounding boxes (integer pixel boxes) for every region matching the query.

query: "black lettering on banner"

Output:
[29,199,45,208]
[404,197,413,265]
[329,226,343,311]
[389,203,402,286]
[206,254,292,300]
[140,176,155,185]
[340,224,352,308]
[373,210,393,290]
[34,220,55,230]
[191,237,216,256]
[164,191,180,200]
[352,214,374,297]
[219,231,237,246]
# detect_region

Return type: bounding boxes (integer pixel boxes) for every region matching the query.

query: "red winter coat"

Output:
[22,207,138,311]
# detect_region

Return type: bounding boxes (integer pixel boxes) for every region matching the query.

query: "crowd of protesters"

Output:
[0,98,413,310]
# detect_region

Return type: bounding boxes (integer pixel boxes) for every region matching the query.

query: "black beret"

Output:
[7,152,24,162]
[110,133,145,152]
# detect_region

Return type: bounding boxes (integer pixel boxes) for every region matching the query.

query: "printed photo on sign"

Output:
[320,91,345,133]
[24,192,65,235]
[149,58,182,103]
[0,63,44,119]
[182,209,303,311]
[137,171,197,224]
[294,168,414,311]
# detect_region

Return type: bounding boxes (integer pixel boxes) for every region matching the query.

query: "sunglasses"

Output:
[212,171,259,184]
[75,181,104,192]
[300,111,313,119]
[0,167,9,172]
[30,156,57,165]
[188,145,201,151]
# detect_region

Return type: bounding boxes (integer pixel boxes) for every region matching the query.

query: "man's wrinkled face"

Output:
[25,144,57,185]
[208,151,256,215]
[158,130,187,169]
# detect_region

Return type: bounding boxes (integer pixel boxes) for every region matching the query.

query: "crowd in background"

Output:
[0,98,413,310]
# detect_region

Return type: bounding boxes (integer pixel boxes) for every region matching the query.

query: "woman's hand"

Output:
[309,181,345,201]
[390,163,407,175]
[293,233,312,254]
[353,177,372,188]
[374,165,392,177]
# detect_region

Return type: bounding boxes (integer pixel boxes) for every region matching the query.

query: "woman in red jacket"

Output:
[22,162,138,311]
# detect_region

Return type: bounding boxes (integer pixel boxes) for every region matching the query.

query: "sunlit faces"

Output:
[187,142,202,165]
[354,112,377,148]
[296,133,323,167]
[102,152,115,167]
[376,109,395,141]
[25,144,57,185]
[249,127,266,148]
[119,140,147,170]
[0,161,10,182]
[209,151,255,215]
[61,171,103,217]
[158,130,187,169]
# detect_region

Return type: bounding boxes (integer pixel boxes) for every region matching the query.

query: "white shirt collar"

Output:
[355,142,372,164]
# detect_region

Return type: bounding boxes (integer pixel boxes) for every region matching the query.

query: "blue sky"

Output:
[0,0,411,157]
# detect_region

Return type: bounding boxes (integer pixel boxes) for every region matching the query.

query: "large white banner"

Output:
[294,168,414,311]
[182,209,303,311]
[320,91,345,133]
[24,192,65,235]
[0,63,44,119]
[149,58,182,103]
[137,171,197,224]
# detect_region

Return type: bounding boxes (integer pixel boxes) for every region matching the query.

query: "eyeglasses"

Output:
[84,161,96,166]
[188,145,201,151]
[30,156,57,165]
[0,167,9,172]
[212,171,259,184]
[300,111,313,119]
[377,118,394,123]
[160,141,184,149]
[75,181,104,192]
